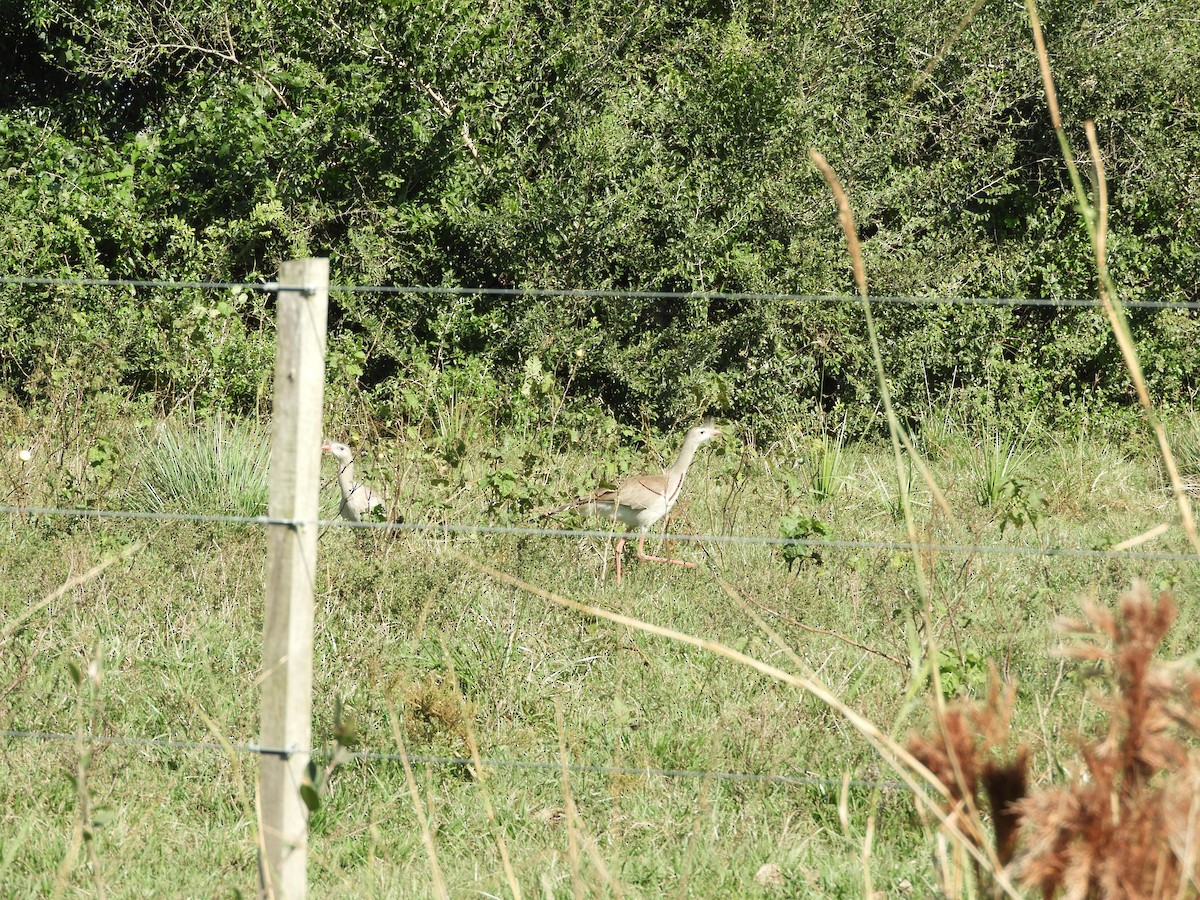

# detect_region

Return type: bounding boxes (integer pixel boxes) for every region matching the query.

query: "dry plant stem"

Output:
[861,814,876,898]
[1179,794,1200,900]
[384,694,450,900]
[838,772,853,839]
[718,572,1007,891]
[52,742,93,900]
[440,642,523,900]
[578,833,622,898]
[52,750,90,898]
[552,714,626,896]
[1111,522,1170,551]
[81,673,105,897]
[1026,0,1200,557]
[895,424,957,528]
[837,771,878,897]
[920,609,1000,889]
[720,573,905,666]
[454,549,1023,898]
[1085,120,1198,555]
[808,150,932,604]
[807,151,994,884]
[556,701,585,900]
[1,541,146,645]
[54,648,107,900]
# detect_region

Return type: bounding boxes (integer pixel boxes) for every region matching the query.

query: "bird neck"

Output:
[336,461,358,492]
[667,434,703,480]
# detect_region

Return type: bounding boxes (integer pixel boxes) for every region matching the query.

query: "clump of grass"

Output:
[916,387,963,461]
[402,673,476,755]
[1165,410,1200,495]
[908,582,1200,897]
[973,429,1032,508]
[806,428,848,502]
[130,415,269,517]
[972,427,1045,533]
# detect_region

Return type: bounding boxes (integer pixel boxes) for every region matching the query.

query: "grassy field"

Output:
[2,408,1199,897]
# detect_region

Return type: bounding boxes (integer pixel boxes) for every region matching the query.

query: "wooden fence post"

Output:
[259,258,328,899]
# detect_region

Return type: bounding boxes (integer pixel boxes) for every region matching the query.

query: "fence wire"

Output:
[0,728,900,791]
[2,274,1199,309]
[2,504,1196,562]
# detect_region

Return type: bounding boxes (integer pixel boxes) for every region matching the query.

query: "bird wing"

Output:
[342,481,384,515]
[358,483,385,511]
[546,473,669,519]
[613,473,669,512]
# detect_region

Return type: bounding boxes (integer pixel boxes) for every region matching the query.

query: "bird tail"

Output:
[534,502,575,520]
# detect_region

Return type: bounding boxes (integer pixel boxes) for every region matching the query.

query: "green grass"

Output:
[2,411,1198,897]
[126,415,270,518]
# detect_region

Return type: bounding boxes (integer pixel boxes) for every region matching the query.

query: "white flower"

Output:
[19,449,32,462]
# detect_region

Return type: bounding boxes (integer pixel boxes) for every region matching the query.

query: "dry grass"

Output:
[909,582,1200,897]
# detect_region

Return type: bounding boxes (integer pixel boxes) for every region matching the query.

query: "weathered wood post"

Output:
[259,258,328,899]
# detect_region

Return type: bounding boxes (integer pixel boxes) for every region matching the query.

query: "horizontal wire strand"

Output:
[1,504,1196,561]
[1,274,1198,309]
[3,274,1187,832]
[0,728,898,791]
[330,284,1200,310]
[0,276,278,292]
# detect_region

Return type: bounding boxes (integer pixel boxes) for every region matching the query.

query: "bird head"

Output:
[690,423,724,445]
[321,441,355,464]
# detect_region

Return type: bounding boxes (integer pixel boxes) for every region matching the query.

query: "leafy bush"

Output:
[3,0,1199,438]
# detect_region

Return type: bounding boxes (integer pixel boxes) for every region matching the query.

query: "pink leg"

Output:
[635,533,698,569]
[614,537,626,585]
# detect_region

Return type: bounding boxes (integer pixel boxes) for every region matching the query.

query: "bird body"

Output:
[550,424,722,583]
[322,441,385,522]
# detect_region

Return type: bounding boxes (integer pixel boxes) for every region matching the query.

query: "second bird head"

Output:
[321,441,355,465]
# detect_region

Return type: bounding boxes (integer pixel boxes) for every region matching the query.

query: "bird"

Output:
[321,440,387,522]
[546,424,723,584]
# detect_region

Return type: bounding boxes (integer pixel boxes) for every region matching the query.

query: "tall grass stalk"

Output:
[808,152,1007,892]
[555,700,586,898]
[1027,0,1200,557]
[55,644,107,900]
[808,151,931,606]
[184,698,267,896]
[440,641,523,900]
[384,692,449,900]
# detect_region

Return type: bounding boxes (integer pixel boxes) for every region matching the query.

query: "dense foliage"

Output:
[3,0,1199,437]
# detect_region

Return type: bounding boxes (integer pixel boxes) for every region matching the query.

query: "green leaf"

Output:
[299,783,321,813]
